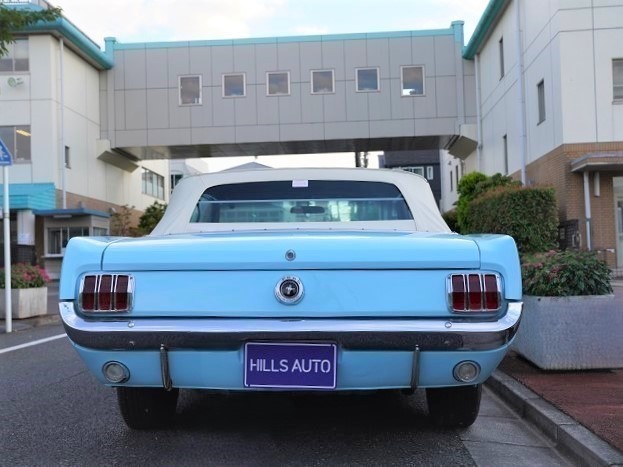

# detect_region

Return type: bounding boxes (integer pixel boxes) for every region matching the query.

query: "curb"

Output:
[486,370,623,467]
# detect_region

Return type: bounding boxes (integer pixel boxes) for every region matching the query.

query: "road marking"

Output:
[0,334,67,355]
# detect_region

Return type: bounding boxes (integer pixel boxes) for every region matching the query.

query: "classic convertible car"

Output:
[59,167,522,429]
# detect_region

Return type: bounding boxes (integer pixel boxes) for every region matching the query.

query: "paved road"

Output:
[0,324,572,467]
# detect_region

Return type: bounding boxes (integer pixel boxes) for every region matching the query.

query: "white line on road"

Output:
[0,334,67,355]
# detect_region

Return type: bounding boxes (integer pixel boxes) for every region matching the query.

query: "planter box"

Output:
[511,295,623,370]
[0,287,48,319]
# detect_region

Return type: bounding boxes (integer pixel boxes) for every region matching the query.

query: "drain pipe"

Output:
[514,0,527,184]
[475,54,483,172]
[59,38,66,209]
[583,171,592,250]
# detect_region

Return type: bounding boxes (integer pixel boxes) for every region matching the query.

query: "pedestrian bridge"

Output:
[99,21,475,163]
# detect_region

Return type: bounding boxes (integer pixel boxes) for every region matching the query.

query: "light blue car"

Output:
[59,167,522,429]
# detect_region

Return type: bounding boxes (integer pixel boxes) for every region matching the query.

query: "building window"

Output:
[426,166,434,180]
[399,166,424,176]
[0,125,31,163]
[223,73,245,97]
[613,59,623,100]
[499,37,504,79]
[537,80,546,124]
[179,75,201,105]
[65,146,70,169]
[450,171,453,192]
[47,227,89,255]
[455,165,459,188]
[142,168,165,200]
[311,70,334,94]
[267,72,290,96]
[401,66,424,96]
[356,67,379,92]
[171,173,183,193]
[0,38,28,72]
[503,134,508,174]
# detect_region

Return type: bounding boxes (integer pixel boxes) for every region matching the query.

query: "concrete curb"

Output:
[486,370,623,466]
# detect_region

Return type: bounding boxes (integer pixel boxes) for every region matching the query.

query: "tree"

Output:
[110,205,136,237]
[138,201,167,235]
[0,4,62,56]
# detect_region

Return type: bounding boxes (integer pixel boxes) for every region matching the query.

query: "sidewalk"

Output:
[490,281,623,466]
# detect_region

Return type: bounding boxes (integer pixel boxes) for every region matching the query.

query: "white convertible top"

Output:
[151,167,451,235]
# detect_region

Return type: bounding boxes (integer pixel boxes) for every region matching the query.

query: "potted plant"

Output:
[511,250,620,370]
[0,263,50,319]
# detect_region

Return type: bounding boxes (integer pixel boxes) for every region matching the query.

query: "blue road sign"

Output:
[0,138,13,166]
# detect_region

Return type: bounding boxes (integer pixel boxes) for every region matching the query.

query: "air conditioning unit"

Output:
[7,77,24,87]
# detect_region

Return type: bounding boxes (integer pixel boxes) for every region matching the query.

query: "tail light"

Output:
[448,273,501,312]
[79,274,134,312]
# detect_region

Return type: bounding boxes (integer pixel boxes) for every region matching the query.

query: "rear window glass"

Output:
[190,180,413,223]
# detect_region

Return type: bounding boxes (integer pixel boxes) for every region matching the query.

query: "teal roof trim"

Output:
[0,183,56,210]
[463,0,508,60]
[11,4,112,69]
[112,27,455,51]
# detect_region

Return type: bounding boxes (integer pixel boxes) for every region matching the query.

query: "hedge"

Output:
[467,186,558,253]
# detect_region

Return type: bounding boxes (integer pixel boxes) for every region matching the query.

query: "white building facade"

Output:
[450,0,623,269]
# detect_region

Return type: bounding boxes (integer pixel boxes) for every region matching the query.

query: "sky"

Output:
[49,0,491,48]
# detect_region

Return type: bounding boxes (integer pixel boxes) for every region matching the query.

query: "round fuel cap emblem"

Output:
[275,276,304,305]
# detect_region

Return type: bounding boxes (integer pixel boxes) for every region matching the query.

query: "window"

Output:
[141,168,165,200]
[190,180,412,224]
[0,38,28,72]
[503,134,508,174]
[223,73,245,97]
[399,166,424,176]
[179,75,201,105]
[426,166,434,180]
[499,37,504,79]
[401,66,424,96]
[47,227,89,255]
[0,125,31,163]
[450,171,453,192]
[356,68,379,92]
[267,72,290,96]
[537,80,546,124]
[613,59,623,100]
[311,70,334,94]
[171,173,183,193]
[65,146,70,169]
[455,165,459,188]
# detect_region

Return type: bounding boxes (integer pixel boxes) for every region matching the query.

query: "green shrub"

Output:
[0,263,50,289]
[456,172,520,233]
[442,209,459,232]
[138,201,167,235]
[522,250,612,296]
[467,186,558,253]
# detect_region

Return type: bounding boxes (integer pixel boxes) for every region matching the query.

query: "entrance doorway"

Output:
[616,177,623,268]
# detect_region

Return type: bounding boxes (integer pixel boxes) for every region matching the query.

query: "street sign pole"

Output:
[0,137,14,333]
[3,165,10,333]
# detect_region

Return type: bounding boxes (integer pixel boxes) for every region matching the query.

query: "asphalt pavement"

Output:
[1,281,622,465]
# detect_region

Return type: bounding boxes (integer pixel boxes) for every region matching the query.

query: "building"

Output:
[447,0,623,270]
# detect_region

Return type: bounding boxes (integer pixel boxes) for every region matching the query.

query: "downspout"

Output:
[514,0,527,184]
[59,38,66,209]
[475,54,483,172]
[583,171,592,250]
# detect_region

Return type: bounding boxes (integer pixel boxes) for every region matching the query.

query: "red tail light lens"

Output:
[79,274,133,312]
[449,273,501,312]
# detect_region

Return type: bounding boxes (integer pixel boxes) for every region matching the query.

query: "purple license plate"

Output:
[244,342,337,389]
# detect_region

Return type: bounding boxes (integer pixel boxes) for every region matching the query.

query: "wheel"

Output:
[426,384,482,428]
[116,387,179,429]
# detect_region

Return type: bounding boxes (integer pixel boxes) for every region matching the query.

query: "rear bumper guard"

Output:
[59,302,522,352]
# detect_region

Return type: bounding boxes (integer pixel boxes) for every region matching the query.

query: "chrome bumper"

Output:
[59,302,522,352]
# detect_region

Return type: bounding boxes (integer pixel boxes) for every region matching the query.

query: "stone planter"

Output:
[511,295,623,370]
[0,287,48,319]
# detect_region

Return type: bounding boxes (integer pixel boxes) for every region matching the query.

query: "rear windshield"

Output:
[190,180,413,223]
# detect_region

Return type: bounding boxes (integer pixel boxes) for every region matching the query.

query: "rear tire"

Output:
[117,387,179,429]
[426,384,482,428]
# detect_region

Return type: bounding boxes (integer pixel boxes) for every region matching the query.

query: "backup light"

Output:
[453,361,480,383]
[79,274,134,312]
[102,361,130,384]
[448,273,502,312]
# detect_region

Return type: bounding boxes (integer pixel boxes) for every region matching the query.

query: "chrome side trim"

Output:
[59,302,522,352]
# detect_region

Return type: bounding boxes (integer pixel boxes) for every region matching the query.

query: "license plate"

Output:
[244,342,337,389]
